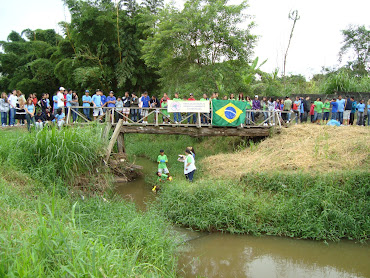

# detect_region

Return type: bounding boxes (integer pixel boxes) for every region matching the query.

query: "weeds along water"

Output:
[124,133,369,242]
[156,172,369,242]
[0,127,181,277]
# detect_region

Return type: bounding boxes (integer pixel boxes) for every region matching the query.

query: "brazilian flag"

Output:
[212,100,247,127]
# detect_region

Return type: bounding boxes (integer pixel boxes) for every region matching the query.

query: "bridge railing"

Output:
[65,106,297,128]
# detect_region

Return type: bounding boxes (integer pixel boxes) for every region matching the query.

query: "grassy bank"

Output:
[157,171,369,241]
[0,127,180,276]
[126,126,369,242]
[125,133,248,178]
[204,125,370,177]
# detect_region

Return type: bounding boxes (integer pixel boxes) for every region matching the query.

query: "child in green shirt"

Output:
[153,171,172,192]
[157,149,169,174]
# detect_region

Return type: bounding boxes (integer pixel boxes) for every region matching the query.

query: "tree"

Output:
[339,25,370,76]
[283,10,300,80]
[142,0,257,95]
[0,30,61,95]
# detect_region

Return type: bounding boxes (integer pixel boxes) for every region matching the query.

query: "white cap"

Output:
[59,87,65,91]
[254,95,258,98]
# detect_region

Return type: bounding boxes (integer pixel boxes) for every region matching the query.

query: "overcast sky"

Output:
[0,0,369,79]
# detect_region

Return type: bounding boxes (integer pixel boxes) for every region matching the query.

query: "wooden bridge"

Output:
[63,106,296,160]
[67,107,295,161]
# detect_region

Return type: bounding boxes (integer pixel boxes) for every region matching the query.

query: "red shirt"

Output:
[188,97,195,101]
[32,97,38,106]
[310,104,315,115]
[160,97,170,104]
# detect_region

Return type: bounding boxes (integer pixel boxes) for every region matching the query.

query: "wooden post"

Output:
[105,109,109,122]
[102,122,112,140]
[117,132,125,153]
[106,119,124,161]
[66,107,71,125]
[155,109,159,126]
[197,112,201,128]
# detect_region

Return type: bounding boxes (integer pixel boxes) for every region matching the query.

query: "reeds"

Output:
[157,171,369,241]
[0,176,179,277]
[1,126,105,185]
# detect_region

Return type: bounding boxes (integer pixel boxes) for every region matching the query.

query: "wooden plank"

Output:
[106,119,124,161]
[66,107,71,125]
[119,125,270,137]
[117,133,125,153]
[102,122,112,140]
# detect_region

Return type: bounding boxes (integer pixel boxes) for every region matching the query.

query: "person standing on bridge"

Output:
[141,91,151,124]
[82,90,92,121]
[92,90,103,121]
[184,149,196,182]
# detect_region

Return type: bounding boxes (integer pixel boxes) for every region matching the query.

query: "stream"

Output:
[115,157,369,278]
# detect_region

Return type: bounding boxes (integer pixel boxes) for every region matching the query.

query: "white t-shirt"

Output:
[8,95,17,108]
[57,92,65,108]
[184,154,196,174]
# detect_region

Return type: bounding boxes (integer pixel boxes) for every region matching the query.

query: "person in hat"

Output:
[82,90,92,121]
[157,149,169,175]
[184,148,196,182]
[57,87,66,113]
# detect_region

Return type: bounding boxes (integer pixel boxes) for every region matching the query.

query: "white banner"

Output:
[168,100,210,113]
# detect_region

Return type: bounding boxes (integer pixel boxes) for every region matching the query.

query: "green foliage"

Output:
[0,126,105,185]
[125,133,248,177]
[0,127,180,276]
[142,0,257,96]
[158,172,370,241]
[320,68,370,94]
[339,25,370,76]
[0,178,179,277]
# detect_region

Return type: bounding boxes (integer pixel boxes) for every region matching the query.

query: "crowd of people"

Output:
[1,87,370,130]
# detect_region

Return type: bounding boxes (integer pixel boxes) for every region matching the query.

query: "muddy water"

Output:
[115,158,370,278]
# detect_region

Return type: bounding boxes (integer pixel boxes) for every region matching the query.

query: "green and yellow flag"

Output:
[212,100,247,127]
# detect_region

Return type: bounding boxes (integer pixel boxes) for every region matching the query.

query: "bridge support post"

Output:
[105,119,124,162]
[117,132,125,153]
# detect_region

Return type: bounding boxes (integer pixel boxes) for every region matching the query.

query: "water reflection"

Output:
[178,233,369,278]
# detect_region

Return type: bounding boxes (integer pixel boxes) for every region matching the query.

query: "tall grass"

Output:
[0,128,181,276]
[0,125,105,186]
[157,171,370,241]
[125,133,252,177]
[0,175,180,277]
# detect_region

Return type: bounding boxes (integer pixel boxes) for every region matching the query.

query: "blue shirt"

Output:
[53,95,58,109]
[351,101,357,113]
[26,104,34,114]
[336,99,346,112]
[91,94,102,107]
[66,94,72,107]
[141,96,150,108]
[56,113,65,121]
[101,95,107,106]
[82,95,92,107]
[46,99,50,108]
[106,96,116,108]
[330,101,338,113]
[356,103,365,113]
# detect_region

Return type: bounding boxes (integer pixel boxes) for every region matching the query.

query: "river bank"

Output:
[1,124,369,276]
[124,126,370,241]
[0,127,180,276]
[117,157,370,278]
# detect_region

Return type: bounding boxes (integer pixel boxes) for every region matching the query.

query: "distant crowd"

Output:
[1,87,369,131]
